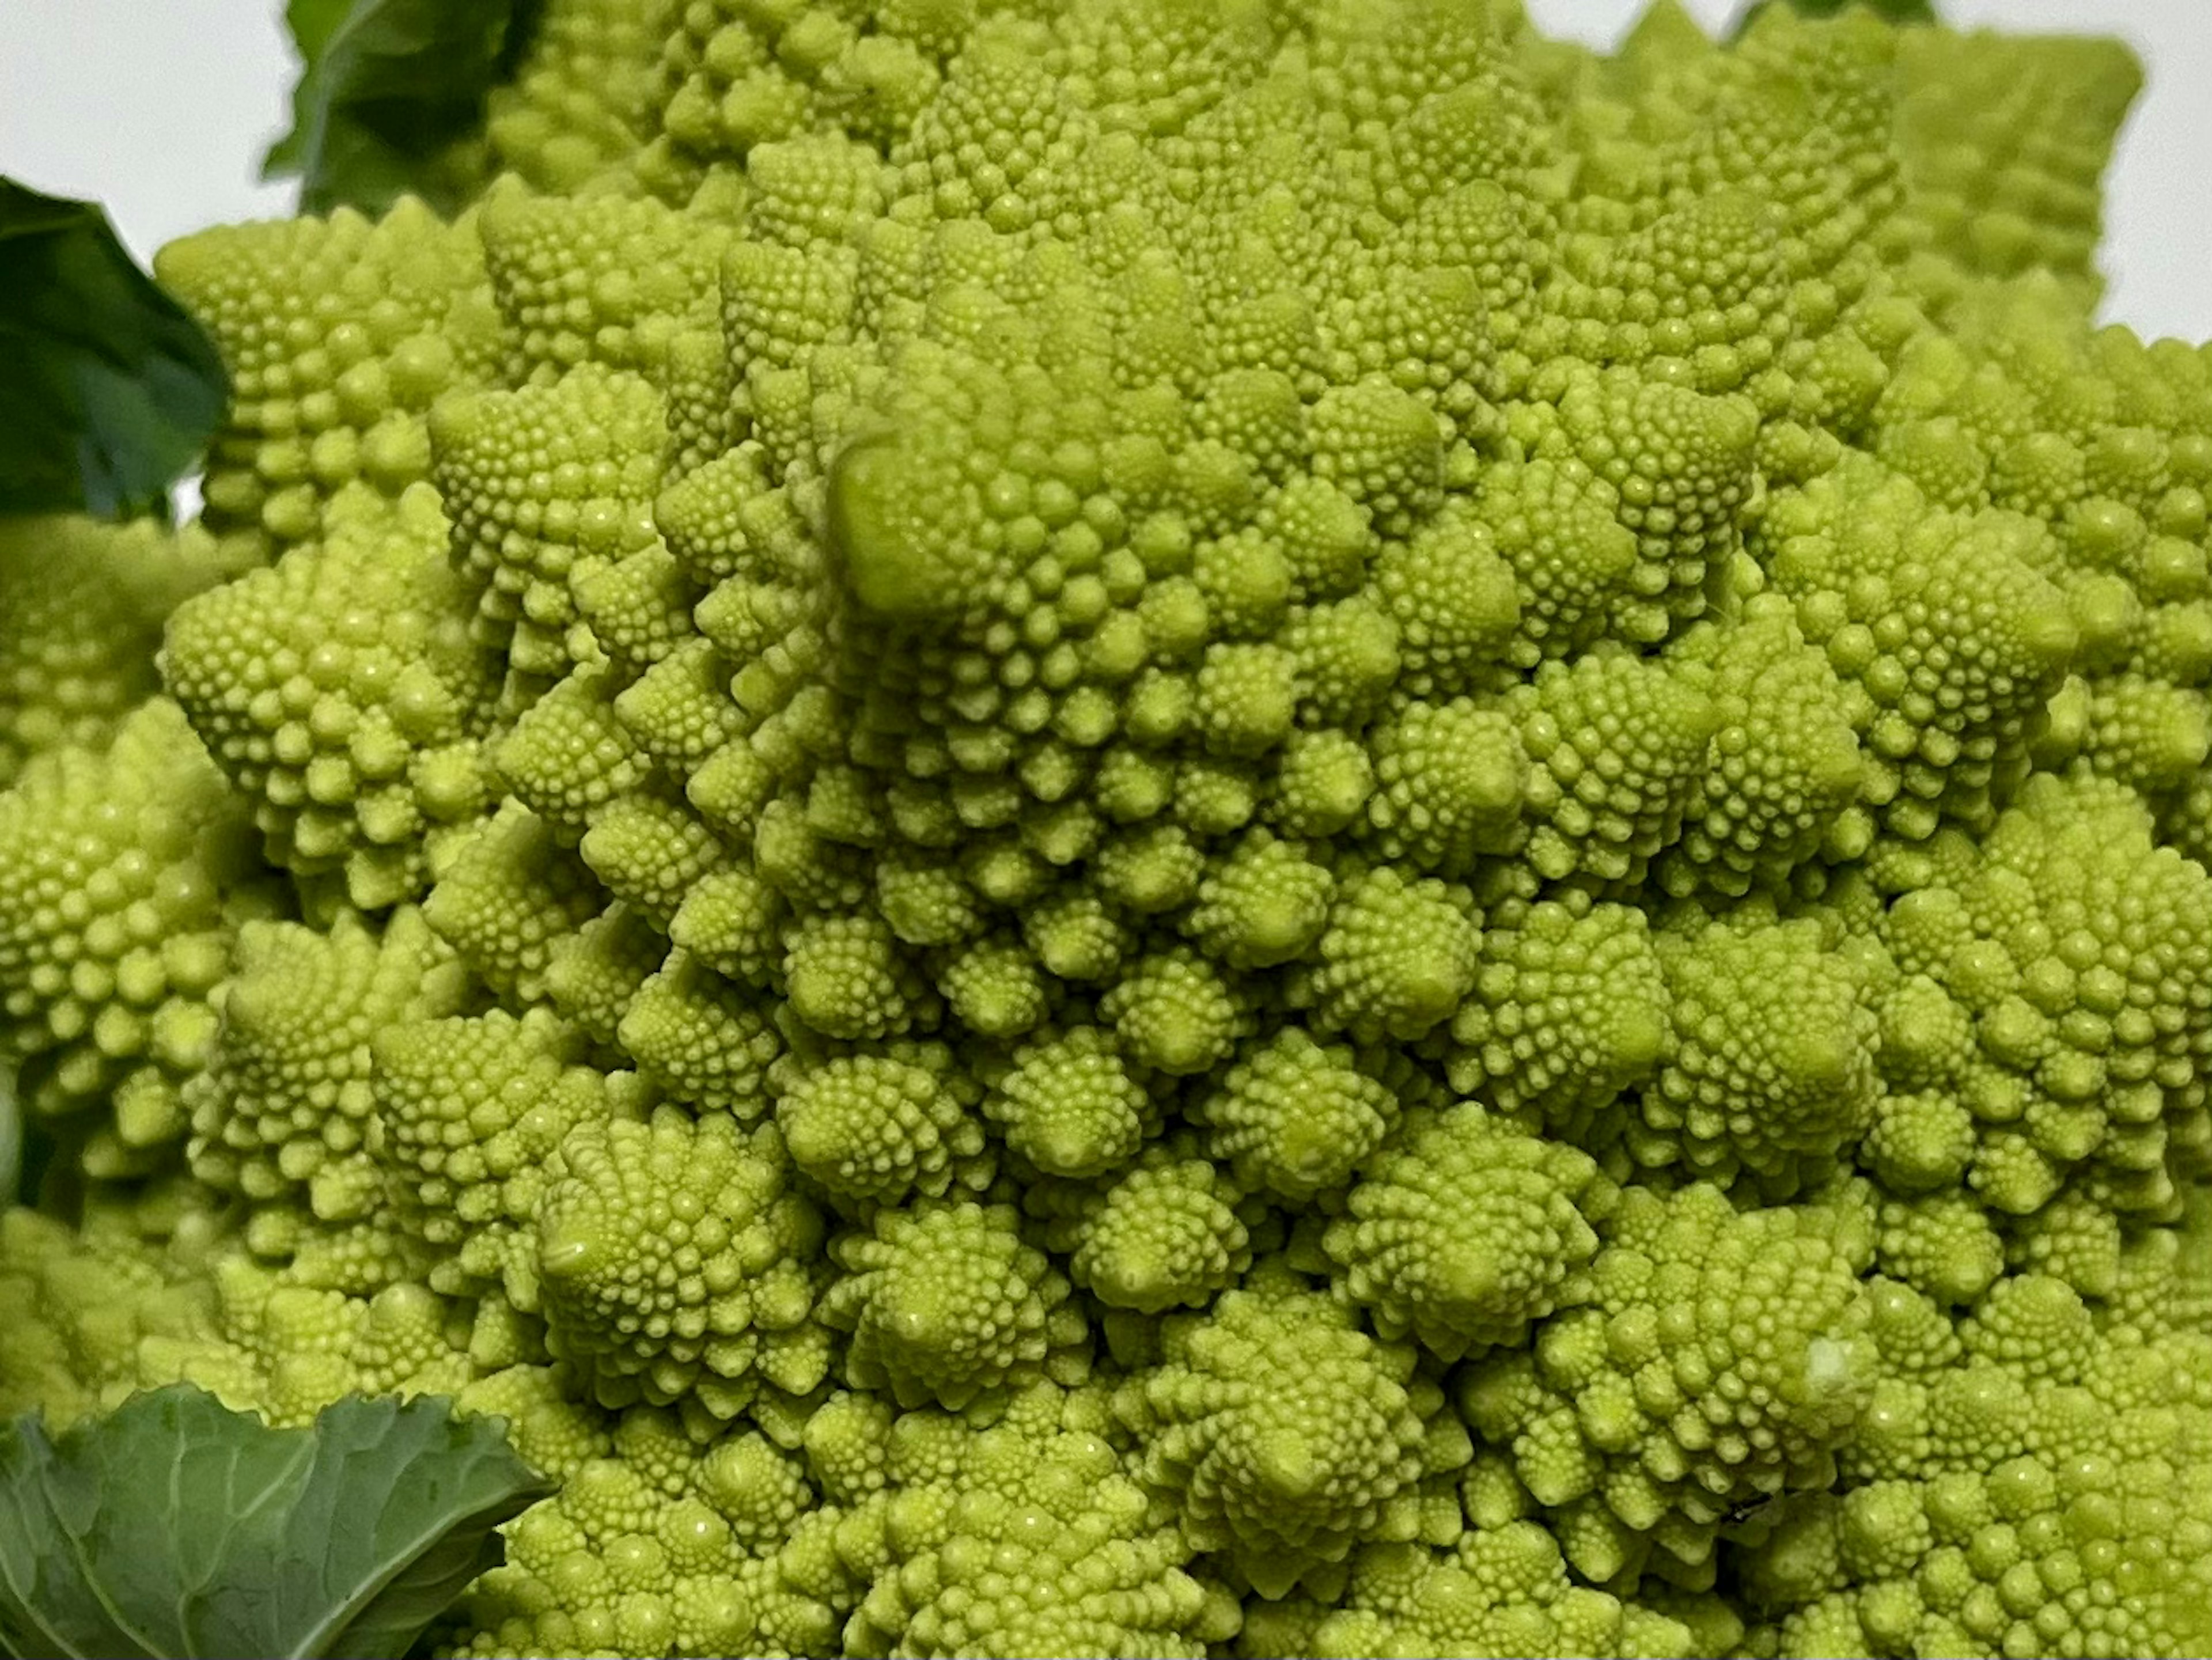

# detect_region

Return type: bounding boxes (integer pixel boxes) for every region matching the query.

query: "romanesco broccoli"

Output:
[3,1,2210,1656]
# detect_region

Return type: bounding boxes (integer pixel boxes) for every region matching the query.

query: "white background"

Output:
[1,0,2206,340]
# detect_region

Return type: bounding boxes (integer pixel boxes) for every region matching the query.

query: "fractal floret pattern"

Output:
[3,1,2210,1657]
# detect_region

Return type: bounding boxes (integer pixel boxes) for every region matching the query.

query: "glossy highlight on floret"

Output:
[3,0,2211,1656]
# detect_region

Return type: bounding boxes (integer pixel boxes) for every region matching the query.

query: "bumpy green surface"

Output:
[3,1,2210,1656]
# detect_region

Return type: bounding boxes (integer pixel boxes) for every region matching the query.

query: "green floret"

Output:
[1297,865,1480,1042]
[821,1200,1084,1411]
[845,1384,1212,1659]
[1529,363,1760,637]
[1459,1183,1877,1583]
[982,1024,1152,1179]
[0,1185,484,1430]
[1184,829,1335,969]
[369,1005,641,1297]
[535,1105,828,1418]
[1476,456,1643,668]
[581,790,734,930]
[1100,946,1247,1075]
[1027,1140,1260,1315]
[184,907,469,1221]
[1323,1103,1608,1360]
[1193,1027,1399,1203]
[1369,507,1520,699]
[1876,1189,2008,1307]
[779,909,937,1040]
[1762,455,2081,836]
[1361,698,1527,877]
[825,347,1036,622]
[1503,648,1719,890]
[453,1440,760,1659]
[0,702,260,1177]
[490,662,654,835]
[616,950,784,1115]
[1641,908,1884,1182]
[422,799,609,1004]
[1873,770,2212,1215]
[1662,598,1866,896]
[1447,896,1672,1132]
[0,1206,222,1424]
[162,482,499,907]
[1747,1264,2212,1660]
[454,1361,613,1480]
[614,635,752,771]
[432,362,672,679]
[1302,1533,1695,1660]
[699,1422,819,1550]
[154,200,496,561]
[476,181,732,384]
[1894,25,2143,291]
[1114,1271,1467,1599]
[775,1049,991,1210]
[0,516,240,786]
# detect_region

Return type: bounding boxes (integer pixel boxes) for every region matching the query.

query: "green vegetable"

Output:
[3,1,2210,1657]
[0,179,226,518]
[263,0,543,216]
[0,1385,547,1660]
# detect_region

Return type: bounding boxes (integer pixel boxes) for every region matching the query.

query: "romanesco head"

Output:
[3,1,2210,1655]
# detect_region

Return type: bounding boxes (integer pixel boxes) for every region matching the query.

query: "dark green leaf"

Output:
[262,1,355,178]
[0,1385,550,1660]
[262,0,546,217]
[0,179,229,520]
[1734,0,1937,35]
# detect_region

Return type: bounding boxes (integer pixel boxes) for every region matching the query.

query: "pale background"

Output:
[1,0,2206,340]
